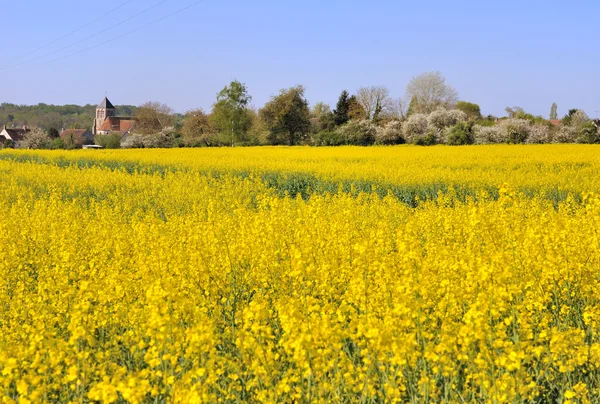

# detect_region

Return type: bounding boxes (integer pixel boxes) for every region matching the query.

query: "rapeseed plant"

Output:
[0,147,599,402]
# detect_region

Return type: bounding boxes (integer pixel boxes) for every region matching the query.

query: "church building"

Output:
[92,97,136,136]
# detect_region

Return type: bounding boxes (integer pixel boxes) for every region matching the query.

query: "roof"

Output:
[549,119,561,126]
[1,127,30,141]
[98,97,115,109]
[60,129,91,137]
[98,117,136,133]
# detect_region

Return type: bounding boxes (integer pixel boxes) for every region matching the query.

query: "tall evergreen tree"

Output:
[333,90,350,126]
[550,102,558,120]
[406,96,419,117]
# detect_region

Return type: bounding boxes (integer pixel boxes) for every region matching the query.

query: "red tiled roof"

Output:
[98,117,136,133]
[549,119,561,126]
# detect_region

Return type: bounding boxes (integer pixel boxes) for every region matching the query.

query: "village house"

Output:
[59,128,94,147]
[92,97,136,137]
[0,125,30,148]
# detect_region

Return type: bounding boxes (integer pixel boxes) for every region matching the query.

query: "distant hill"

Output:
[0,103,138,131]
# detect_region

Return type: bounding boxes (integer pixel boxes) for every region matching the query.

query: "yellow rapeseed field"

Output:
[1,145,600,403]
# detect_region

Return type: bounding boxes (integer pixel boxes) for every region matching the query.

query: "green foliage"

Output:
[550,102,558,120]
[210,80,253,145]
[455,101,482,121]
[505,107,547,125]
[0,138,14,149]
[135,102,173,135]
[51,137,66,150]
[63,134,78,149]
[0,103,136,130]
[182,109,218,147]
[95,133,121,149]
[336,120,377,146]
[414,127,438,146]
[475,117,496,127]
[504,121,529,144]
[260,86,311,145]
[333,91,350,126]
[578,121,600,144]
[406,96,419,117]
[446,122,474,145]
[562,109,580,126]
[47,127,60,139]
[311,102,331,119]
[313,130,345,146]
[310,111,336,135]
[347,95,365,121]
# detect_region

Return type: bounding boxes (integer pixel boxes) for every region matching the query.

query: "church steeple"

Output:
[93,97,116,135]
[98,96,115,109]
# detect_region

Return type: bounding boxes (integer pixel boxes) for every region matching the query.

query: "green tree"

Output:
[311,102,331,119]
[135,102,174,134]
[406,96,419,117]
[210,80,252,146]
[333,90,350,126]
[95,133,121,149]
[446,121,474,145]
[182,109,217,147]
[47,127,60,139]
[347,95,366,121]
[550,102,558,120]
[455,101,482,121]
[51,137,66,149]
[578,121,599,144]
[259,86,311,145]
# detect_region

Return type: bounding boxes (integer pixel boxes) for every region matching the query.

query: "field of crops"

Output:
[2,145,600,403]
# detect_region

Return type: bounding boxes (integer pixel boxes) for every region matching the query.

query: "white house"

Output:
[0,125,30,148]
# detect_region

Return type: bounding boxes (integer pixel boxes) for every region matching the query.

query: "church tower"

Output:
[93,97,116,134]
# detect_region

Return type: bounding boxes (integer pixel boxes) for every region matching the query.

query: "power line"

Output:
[1,0,171,73]
[13,0,136,61]
[3,0,208,74]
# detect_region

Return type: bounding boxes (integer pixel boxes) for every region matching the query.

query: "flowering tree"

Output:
[21,127,51,149]
[405,71,458,114]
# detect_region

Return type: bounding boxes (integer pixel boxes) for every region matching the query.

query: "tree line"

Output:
[2,71,600,149]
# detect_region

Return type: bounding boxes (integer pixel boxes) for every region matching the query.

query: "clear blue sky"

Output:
[2,0,599,118]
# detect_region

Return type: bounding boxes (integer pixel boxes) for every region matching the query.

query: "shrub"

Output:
[526,125,553,144]
[553,126,578,143]
[446,122,474,145]
[0,138,14,149]
[414,126,439,146]
[402,114,428,144]
[473,125,503,144]
[51,137,66,150]
[143,132,175,148]
[571,110,590,127]
[21,127,51,149]
[336,120,376,146]
[121,134,146,148]
[375,120,404,145]
[428,108,467,130]
[498,119,531,144]
[314,130,345,146]
[95,133,122,149]
[578,121,600,144]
